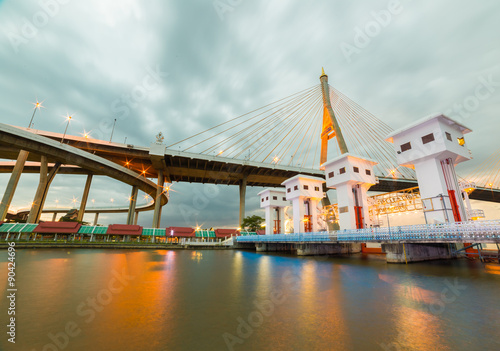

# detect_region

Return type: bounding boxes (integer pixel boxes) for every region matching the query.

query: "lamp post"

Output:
[110,118,117,142]
[28,100,43,129]
[61,115,72,144]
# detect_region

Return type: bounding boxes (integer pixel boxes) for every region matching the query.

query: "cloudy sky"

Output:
[1,0,499,228]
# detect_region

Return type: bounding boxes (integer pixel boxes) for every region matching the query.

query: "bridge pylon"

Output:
[319,68,349,164]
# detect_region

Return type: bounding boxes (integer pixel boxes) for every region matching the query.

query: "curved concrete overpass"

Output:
[0,123,168,206]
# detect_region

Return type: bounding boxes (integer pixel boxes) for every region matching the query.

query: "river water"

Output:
[1,249,499,351]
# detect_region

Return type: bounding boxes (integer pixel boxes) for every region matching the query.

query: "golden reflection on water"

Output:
[230,251,243,294]
[379,273,447,350]
[297,262,351,349]
[191,251,203,262]
[255,255,271,296]
[485,264,500,276]
[85,250,177,350]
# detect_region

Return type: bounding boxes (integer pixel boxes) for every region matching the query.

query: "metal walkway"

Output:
[235,220,500,244]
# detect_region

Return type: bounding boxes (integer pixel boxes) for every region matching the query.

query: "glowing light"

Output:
[488,183,493,187]
[32,100,44,110]
[272,156,280,163]
[110,198,114,203]
[457,137,465,146]
[125,161,130,166]
[261,223,266,227]
[81,130,91,139]
[196,226,201,231]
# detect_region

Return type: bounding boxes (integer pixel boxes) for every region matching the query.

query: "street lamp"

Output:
[61,115,72,144]
[28,100,43,129]
[110,118,117,142]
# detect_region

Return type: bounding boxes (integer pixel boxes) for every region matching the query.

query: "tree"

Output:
[241,215,265,232]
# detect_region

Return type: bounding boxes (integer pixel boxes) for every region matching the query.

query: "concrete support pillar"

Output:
[311,199,320,232]
[27,156,48,223]
[94,213,99,226]
[264,206,273,235]
[134,211,139,225]
[239,175,247,227]
[27,158,60,224]
[278,207,285,234]
[0,150,29,221]
[77,174,93,222]
[52,213,57,221]
[292,197,305,234]
[127,186,138,225]
[152,170,164,228]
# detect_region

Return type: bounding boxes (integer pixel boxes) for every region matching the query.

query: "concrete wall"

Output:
[382,243,454,263]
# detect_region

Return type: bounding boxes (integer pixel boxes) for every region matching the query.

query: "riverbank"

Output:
[0,242,233,250]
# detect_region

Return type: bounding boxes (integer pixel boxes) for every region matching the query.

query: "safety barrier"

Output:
[235,220,500,244]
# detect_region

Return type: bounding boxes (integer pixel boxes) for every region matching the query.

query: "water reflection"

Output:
[0,250,498,351]
[190,251,203,262]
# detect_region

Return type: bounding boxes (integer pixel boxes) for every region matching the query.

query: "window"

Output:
[294,185,298,190]
[266,196,268,200]
[287,188,291,193]
[365,169,371,176]
[282,197,286,201]
[339,167,346,174]
[272,196,277,200]
[422,133,435,144]
[328,171,334,178]
[303,185,309,190]
[314,186,320,191]
[400,142,411,152]
[457,137,465,146]
[445,132,452,141]
[353,167,359,173]
[261,198,264,202]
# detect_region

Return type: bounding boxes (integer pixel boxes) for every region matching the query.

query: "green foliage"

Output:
[241,215,265,232]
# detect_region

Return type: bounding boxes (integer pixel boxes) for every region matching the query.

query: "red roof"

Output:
[215,228,239,238]
[256,230,266,235]
[106,224,143,236]
[166,227,195,237]
[34,221,81,234]
[0,221,3,226]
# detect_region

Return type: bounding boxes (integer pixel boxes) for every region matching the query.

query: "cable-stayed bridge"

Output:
[0,69,499,227]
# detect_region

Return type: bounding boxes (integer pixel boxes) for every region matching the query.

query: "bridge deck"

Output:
[235,220,500,244]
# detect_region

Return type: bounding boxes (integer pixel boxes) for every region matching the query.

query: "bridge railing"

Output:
[336,220,500,242]
[235,220,500,243]
[236,232,331,243]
